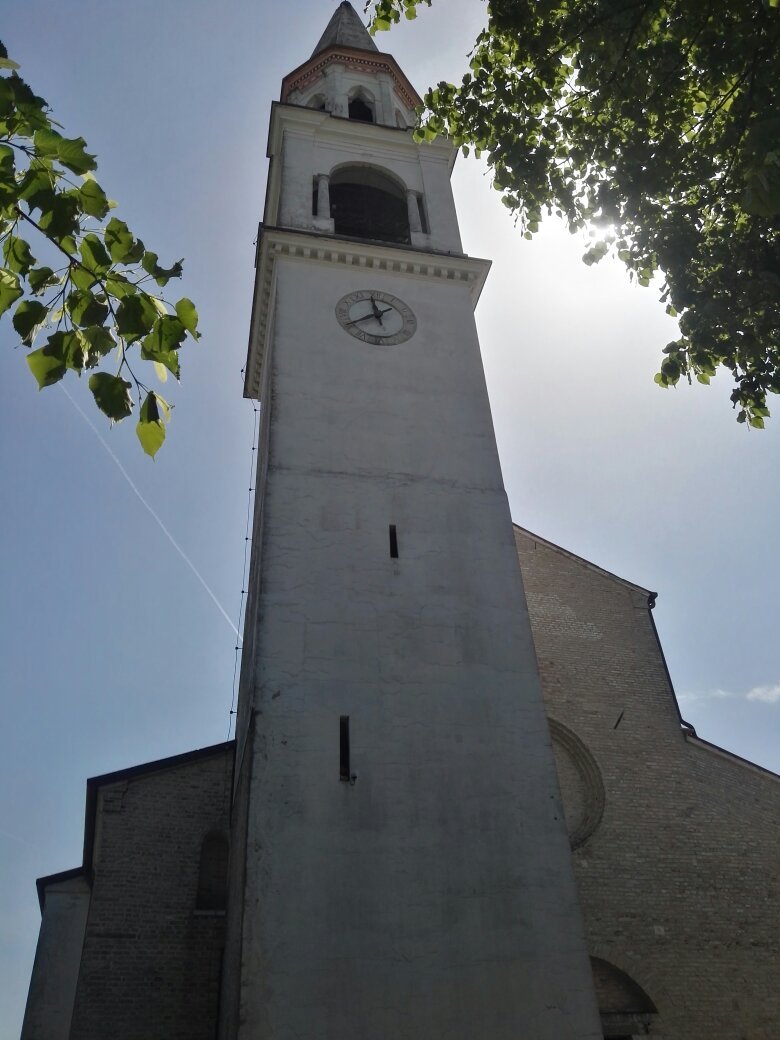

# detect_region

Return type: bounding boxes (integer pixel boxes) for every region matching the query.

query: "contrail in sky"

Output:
[61,385,239,637]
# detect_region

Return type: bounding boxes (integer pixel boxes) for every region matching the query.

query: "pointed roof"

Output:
[311,1,378,57]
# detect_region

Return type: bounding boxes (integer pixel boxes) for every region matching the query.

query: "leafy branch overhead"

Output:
[369,0,780,427]
[0,40,199,456]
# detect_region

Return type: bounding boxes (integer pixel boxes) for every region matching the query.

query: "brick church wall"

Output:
[516,527,780,1040]
[68,747,233,1040]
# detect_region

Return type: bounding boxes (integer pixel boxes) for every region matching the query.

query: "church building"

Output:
[22,6,780,1039]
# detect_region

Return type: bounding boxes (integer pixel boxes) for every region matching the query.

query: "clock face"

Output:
[335,290,417,346]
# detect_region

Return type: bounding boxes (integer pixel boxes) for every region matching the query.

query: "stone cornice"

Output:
[244,226,491,401]
[281,46,423,112]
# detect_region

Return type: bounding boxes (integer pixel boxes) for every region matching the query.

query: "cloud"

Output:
[746,684,780,704]
[679,683,780,705]
[678,688,733,704]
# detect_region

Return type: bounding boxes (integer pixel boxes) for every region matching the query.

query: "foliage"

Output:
[0,40,199,455]
[369,0,780,426]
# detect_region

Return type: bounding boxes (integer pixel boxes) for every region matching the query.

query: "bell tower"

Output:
[224,5,602,1038]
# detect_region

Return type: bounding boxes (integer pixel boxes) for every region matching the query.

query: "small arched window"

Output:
[348,91,375,123]
[196,832,229,911]
[330,165,410,244]
[308,94,327,112]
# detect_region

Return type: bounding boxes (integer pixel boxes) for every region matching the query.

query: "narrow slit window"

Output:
[389,524,399,558]
[312,176,318,217]
[416,196,429,234]
[339,715,350,781]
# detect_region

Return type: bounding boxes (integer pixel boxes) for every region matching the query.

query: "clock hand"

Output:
[344,311,381,328]
[345,307,393,328]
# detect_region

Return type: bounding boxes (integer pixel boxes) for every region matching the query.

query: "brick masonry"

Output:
[67,748,233,1040]
[516,525,780,1039]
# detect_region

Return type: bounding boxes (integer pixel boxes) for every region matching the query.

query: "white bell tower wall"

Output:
[223,15,602,1039]
[267,105,462,254]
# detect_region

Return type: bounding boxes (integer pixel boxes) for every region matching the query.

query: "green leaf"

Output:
[12,299,47,345]
[56,136,97,176]
[27,342,66,389]
[0,267,23,317]
[141,250,183,286]
[65,289,109,327]
[115,293,158,342]
[70,263,100,292]
[105,217,144,264]
[2,235,36,275]
[79,233,111,276]
[105,274,137,299]
[141,342,180,379]
[0,142,14,178]
[143,314,187,354]
[61,330,89,371]
[28,266,59,294]
[88,372,133,421]
[37,193,80,241]
[136,391,167,458]
[77,178,110,219]
[32,127,63,157]
[18,167,55,210]
[174,297,199,338]
[749,415,765,429]
[80,325,115,364]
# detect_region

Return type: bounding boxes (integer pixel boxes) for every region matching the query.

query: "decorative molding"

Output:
[244,226,491,401]
[548,718,606,849]
[281,47,422,112]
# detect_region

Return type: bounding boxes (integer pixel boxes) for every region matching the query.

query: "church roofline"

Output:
[35,867,88,913]
[512,523,654,600]
[684,732,780,782]
[35,741,235,914]
[514,522,780,781]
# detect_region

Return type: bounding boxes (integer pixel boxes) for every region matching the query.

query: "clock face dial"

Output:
[335,290,417,346]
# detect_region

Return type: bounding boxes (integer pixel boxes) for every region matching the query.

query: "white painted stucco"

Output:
[231,37,602,1040]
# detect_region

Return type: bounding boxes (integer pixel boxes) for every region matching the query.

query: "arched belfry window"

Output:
[330,165,410,245]
[196,831,229,911]
[348,90,375,123]
[308,94,327,112]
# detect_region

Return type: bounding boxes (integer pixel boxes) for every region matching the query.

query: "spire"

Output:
[311,1,378,57]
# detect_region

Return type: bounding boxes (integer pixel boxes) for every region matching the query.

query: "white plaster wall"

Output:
[293,66,416,128]
[21,877,90,1040]
[272,108,462,252]
[236,254,602,1039]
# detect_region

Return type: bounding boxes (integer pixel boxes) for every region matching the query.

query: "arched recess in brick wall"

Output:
[548,718,605,848]
[196,831,229,911]
[591,956,658,1037]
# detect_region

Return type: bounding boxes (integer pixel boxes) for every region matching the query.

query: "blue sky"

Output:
[2,2,779,1033]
